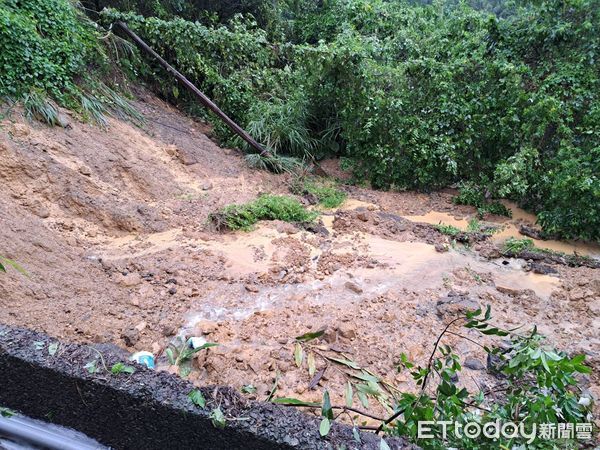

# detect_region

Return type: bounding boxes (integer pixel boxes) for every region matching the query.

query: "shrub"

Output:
[209,194,317,231]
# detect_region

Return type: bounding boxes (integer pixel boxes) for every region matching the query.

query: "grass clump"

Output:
[210,194,317,231]
[503,237,535,254]
[290,177,347,209]
[435,224,461,237]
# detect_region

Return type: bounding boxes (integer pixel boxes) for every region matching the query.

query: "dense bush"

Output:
[100,0,599,241]
[0,0,99,100]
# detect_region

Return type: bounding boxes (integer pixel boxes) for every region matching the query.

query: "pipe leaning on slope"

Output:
[113,21,272,158]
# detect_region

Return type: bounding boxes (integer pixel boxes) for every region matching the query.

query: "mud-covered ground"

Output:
[1,90,598,426]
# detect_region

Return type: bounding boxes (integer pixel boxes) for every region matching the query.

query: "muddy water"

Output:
[404,202,600,258]
[181,226,560,336]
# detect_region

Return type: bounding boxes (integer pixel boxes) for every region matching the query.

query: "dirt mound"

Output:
[1,89,598,427]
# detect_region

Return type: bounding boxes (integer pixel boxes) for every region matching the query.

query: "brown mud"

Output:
[1,90,598,427]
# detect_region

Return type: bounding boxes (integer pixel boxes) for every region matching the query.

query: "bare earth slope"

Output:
[1,91,598,422]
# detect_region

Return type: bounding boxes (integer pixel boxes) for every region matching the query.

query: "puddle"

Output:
[182,231,560,334]
[404,202,600,258]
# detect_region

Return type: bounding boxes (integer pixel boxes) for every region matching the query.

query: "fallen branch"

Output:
[113,21,271,158]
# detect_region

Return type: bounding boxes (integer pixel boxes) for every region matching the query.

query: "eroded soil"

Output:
[1,91,598,425]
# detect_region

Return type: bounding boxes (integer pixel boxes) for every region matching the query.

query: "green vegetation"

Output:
[210,194,317,231]
[0,0,141,126]
[290,177,347,208]
[97,0,598,241]
[453,183,512,218]
[434,224,461,237]
[0,256,26,275]
[110,362,136,375]
[285,307,593,448]
[3,0,597,240]
[503,237,535,254]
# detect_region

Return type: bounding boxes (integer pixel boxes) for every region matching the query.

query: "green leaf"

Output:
[294,343,304,368]
[319,417,331,437]
[307,352,316,376]
[165,348,176,365]
[326,356,360,369]
[357,391,369,408]
[111,362,135,375]
[345,382,353,408]
[48,342,59,356]
[295,329,325,342]
[84,360,98,374]
[210,407,226,429]
[188,389,206,408]
[322,390,333,419]
[272,397,320,407]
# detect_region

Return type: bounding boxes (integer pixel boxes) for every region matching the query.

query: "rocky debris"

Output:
[528,262,558,275]
[434,243,448,253]
[344,281,363,294]
[355,209,369,222]
[201,181,213,190]
[519,224,549,240]
[464,357,485,370]
[117,273,142,287]
[495,284,524,296]
[245,284,259,293]
[337,323,356,340]
[194,320,220,335]
[78,165,91,176]
[168,287,177,295]
[121,327,140,347]
[436,293,480,319]
[275,221,299,235]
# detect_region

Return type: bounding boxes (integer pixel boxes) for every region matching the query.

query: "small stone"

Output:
[434,243,448,253]
[529,262,557,275]
[436,294,480,319]
[194,320,219,335]
[134,321,147,332]
[162,324,176,337]
[344,281,363,294]
[168,287,177,295]
[201,181,213,191]
[31,203,50,219]
[464,357,485,371]
[245,284,259,293]
[79,165,91,176]
[338,323,356,340]
[495,284,523,296]
[119,273,142,287]
[121,327,139,347]
[355,211,369,222]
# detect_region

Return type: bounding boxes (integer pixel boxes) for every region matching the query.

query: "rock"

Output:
[478,247,501,259]
[119,273,142,287]
[275,221,299,235]
[176,148,199,165]
[436,293,480,319]
[495,284,523,296]
[121,327,139,347]
[134,321,147,332]
[590,279,600,296]
[529,262,557,275]
[344,281,363,294]
[168,287,177,295]
[355,210,369,222]
[245,284,259,293]
[338,323,356,340]
[194,320,219,335]
[56,112,70,128]
[161,324,176,337]
[31,203,50,219]
[434,243,448,253]
[78,165,91,176]
[201,181,213,191]
[464,357,485,370]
